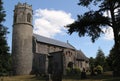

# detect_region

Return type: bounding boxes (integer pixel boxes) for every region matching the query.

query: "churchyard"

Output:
[0,71,120,81]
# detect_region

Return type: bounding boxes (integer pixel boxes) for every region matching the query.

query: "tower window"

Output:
[27,13,31,23]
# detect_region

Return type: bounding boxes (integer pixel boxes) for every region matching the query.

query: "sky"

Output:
[3,0,114,58]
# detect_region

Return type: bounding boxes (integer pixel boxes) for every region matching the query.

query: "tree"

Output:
[106,47,115,71]
[95,48,105,67]
[66,0,120,76]
[89,57,95,68]
[95,48,109,72]
[0,0,10,75]
[89,57,96,75]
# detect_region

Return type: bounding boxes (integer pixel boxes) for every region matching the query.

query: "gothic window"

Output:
[27,13,31,23]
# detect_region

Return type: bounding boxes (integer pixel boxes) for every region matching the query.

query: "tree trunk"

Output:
[112,28,120,77]
[110,3,120,76]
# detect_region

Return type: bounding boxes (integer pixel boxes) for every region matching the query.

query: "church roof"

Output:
[33,34,75,49]
[76,50,89,61]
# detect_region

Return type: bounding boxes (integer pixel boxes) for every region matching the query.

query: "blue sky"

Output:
[3,0,114,58]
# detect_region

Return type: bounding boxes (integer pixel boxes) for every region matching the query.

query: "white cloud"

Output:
[103,10,111,17]
[103,8,119,17]
[103,10,116,41]
[102,27,114,40]
[33,9,74,38]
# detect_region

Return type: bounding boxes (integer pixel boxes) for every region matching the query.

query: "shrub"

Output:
[66,67,81,76]
[66,67,71,75]
[73,67,81,75]
[96,65,103,74]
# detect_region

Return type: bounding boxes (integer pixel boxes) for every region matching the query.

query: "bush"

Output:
[95,65,103,74]
[0,69,8,76]
[66,67,71,75]
[66,67,81,76]
[73,67,81,75]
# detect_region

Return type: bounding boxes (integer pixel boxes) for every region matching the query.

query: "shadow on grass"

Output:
[30,75,46,80]
[29,72,120,81]
[63,75,81,80]
[62,71,120,81]
[104,77,120,81]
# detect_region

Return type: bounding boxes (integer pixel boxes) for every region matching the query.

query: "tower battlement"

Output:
[13,2,33,25]
[15,2,32,10]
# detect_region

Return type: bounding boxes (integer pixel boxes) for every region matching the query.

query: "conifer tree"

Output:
[95,48,105,67]
[67,0,120,76]
[0,0,10,74]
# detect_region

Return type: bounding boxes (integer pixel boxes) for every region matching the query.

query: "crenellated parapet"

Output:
[13,2,33,26]
[15,2,32,10]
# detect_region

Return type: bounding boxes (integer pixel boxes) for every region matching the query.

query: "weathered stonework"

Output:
[12,3,33,75]
[12,3,89,75]
[33,39,89,75]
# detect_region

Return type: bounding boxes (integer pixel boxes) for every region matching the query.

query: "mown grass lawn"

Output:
[0,71,120,81]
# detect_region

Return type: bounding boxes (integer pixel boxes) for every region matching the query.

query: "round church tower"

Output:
[12,3,33,75]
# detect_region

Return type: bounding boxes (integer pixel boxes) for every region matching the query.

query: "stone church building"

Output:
[12,3,89,75]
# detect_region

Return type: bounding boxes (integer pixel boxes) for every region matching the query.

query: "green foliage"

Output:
[67,0,120,76]
[89,57,95,67]
[0,0,6,23]
[95,65,103,74]
[89,48,112,75]
[95,48,105,67]
[0,0,11,75]
[66,67,81,76]
[89,48,106,73]
[106,46,120,76]
[107,46,120,76]
[73,67,81,75]
[67,11,109,42]
[66,67,71,75]
[106,47,115,70]
[78,0,93,6]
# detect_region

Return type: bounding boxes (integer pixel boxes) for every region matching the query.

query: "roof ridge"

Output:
[34,33,69,44]
[33,33,75,49]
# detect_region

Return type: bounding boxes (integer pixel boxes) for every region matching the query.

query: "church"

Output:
[12,3,89,75]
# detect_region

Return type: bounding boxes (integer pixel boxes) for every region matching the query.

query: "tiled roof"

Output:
[33,34,75,49]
